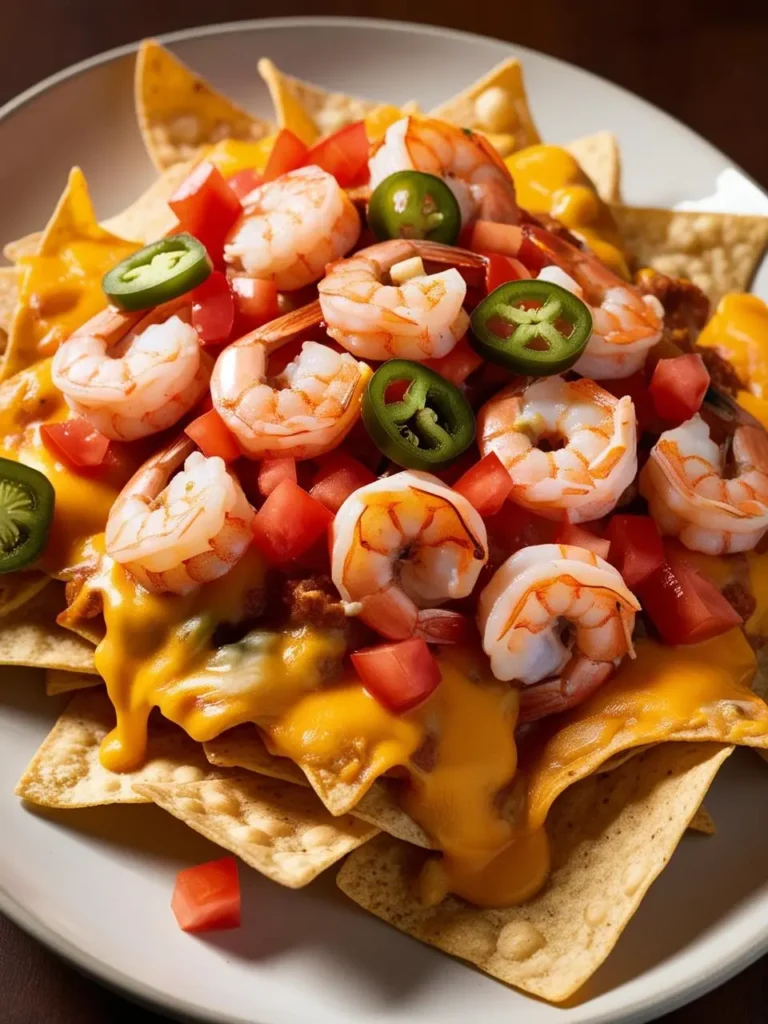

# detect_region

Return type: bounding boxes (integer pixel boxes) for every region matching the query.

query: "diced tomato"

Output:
[453,452,513,517]
[263,129,309,183]
[601,372,657,434]
[231,277,280,331]
[607,514,665,587]
[251,479,333,564]
[415,608,477,644]
[257,456,297,497]
[423,336,484,386]
[310,453,376,512]
[636,549,742,644]
[649,354,710,425]
[468,221,551,274]
[484,501,557,560]
[168,161,242,264]
[41,418,110,469]
[479,251,532,294]
[191,271,235,345]
[171,856,241,933]
[185,409,241,463]
[227,168,261,200]
[303,121,370,187]
[351,637,441,713]
[555,522,610,560]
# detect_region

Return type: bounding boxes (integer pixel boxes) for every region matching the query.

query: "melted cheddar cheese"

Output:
[505,144,628,276]
[697,293,768,428]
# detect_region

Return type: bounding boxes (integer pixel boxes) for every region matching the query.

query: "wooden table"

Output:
[2,2,766,1021]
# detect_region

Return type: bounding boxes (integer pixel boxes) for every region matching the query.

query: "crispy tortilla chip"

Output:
[136,40,271,171]
[204,726,432,848]
[101,159,195,241]
[689,804,716,835]
[3,233,41,263]
[258,58,386,145]
[0,571,49,619]
[566,131,622,204]
[45,669,102,696]
[0,582,96,673]
[16,690,216,808]
[430,58,540,153]
[338,742,731,1003]
[2,168,137,381]
[612,206,768,305]
[135,774,377,888]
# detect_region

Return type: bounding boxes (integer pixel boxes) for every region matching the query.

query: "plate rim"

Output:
[1,16,767,1024]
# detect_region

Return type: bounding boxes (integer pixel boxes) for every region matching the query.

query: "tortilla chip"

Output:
[45,669,102,696]
[2,168,137,381]
[136,40,271,171]
[566,131,622,204]
[0,266,20,337]
[3,233,41,263]
[689,804,716,835]
[0,571,50,619]
[135,774,377,888]
[612,206,768,305]
[0,582,97,673]
[258,58,389,146]
[16,690,216,808]
[204,726,432,849]
[338,742,731,1003]
[430,58,540,153]
[101,159,195,241]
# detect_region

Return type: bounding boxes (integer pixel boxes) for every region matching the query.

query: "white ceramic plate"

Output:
[1,18,767,1024]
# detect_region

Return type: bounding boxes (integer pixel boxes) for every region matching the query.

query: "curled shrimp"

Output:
[331,470,488,641]
[211,329,371,459]
[105,436,255,595]
[477,375,637,524]
[523,225,663,379]
[51,298,209,441]
[318,239,484,361]
[477,543,639,723]
[224,165,361,291]
[369,116,519,225]
[640,414,768,554]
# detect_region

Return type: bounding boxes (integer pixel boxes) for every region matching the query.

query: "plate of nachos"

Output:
[1,17,768,1024]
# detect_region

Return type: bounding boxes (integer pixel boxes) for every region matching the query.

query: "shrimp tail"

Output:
[518,657,614,724]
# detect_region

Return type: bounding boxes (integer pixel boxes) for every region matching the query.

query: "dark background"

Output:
[1,1,767,1021]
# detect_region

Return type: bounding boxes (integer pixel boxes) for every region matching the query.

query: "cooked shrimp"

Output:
[211,334,371,460]
[477,375,637,524]
[318,238,477,361]
[524,225,664,379]
[105,437,255,595]
[477,543,639,722]
[331,470,488,641]
[224,165,361,291]
[640,414,768,554]
[369,116,519,225]
[51,298,209,441]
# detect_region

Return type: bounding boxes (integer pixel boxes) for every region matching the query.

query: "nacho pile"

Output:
[3,38,768,1007]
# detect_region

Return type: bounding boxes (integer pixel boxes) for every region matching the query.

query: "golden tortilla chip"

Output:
[689,804,716,835]
[2,168,137,381]
[258,58,387,146]
[612,206,768,305]
[204,726,432,848]
[45,669,102,696]
[430,58,540,153]
[16,690,216,808]
[3,233,41,263]
[135,774,377,888]
[337,742,731,1003]
[0,267,20,340]
[0,571,50,619]
[136,40,271,171]
[566,131,622,204]
[0,582,97,673]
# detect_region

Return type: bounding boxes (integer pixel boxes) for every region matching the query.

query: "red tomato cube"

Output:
[251,479,334,564]
[171,856,241,933]
[351,637,441,713]
[185,409,241,463]
[555,522,610,560]
[41,418,110,469]
[263,130,309,183]
[607,514,665,587]
[423,336,484,386]
[303,122,370,187]
[649,354,710,425]
[453,452,513,518]
[169,161,242,264]
[231,277,280,331]
[310,453,376,513]
[257,456,297,497]
[191,271,235,345]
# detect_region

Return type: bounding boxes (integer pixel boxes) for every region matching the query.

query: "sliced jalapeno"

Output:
[0,458,55,573]
[362,359,475,470]
[367,171,461,245]
[470,279,593,375]
[102,234,212,312]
